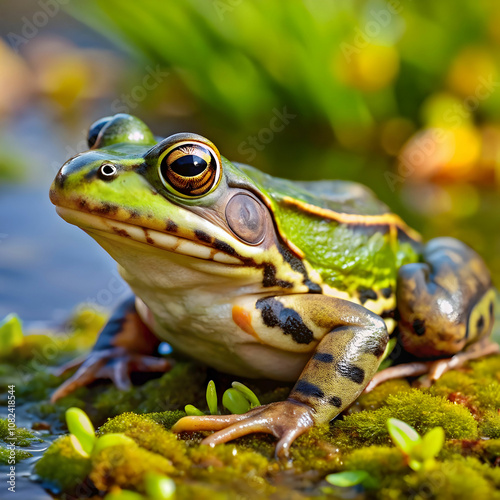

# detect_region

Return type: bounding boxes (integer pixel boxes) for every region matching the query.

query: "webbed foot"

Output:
[51,347,172,402]
[172,399,314,460]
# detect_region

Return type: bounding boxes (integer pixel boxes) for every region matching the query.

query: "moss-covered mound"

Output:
[1,305,500,499]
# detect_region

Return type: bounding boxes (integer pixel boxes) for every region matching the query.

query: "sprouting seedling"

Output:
[103,474,175,500]
[0,313,24,356]
[145,472,176,499]
[222,382,261,414]
[387,418,445,471]
[185,380,261,416]
[66,407,135,458]
[325,470,378,490]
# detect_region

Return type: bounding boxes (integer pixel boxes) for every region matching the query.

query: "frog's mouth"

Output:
[55,206,244,265]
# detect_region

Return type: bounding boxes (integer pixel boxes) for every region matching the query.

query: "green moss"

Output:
[34,435,91,492]
[98,412,189,468]
[475,382,500,410]
[355,379,411,411]
[0,418,40,446]
[429,370,476,398]
[335,390,477,446]
[0,445,32,464]
[469,355,500,381]
[148,410,186,430]
[94,362,207,417]
[403,457,500,500]
[90,444,175,492]
[291,423,343,474]
[186,444,276,497]
[480,410,500,438]
[344,446,406,480]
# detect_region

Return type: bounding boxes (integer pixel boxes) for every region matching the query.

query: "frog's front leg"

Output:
[366,237,497,392]
[172,294,388,458]
[51,296,172,402]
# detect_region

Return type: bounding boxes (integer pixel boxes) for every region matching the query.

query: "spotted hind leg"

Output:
[368,237,497,391]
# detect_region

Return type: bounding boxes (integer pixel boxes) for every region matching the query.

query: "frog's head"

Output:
[50,114,316,290]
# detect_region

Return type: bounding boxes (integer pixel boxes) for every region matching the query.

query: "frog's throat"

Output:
[55,206,243,265]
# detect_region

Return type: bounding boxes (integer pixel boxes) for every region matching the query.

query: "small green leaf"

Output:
[0,314,24,355]
[66,407,96,456]
[223,388,251,414]
[420,426,445,460]
[409,458,423,471]
[69,434,90,458]
[184,404,205,416]
[387,418,421,454]
[206,380,218,415]
[380,337,397,363]
[145,472,176,499]
[93,433,136,455]
[326,470,370,487]
[232,381,261,407]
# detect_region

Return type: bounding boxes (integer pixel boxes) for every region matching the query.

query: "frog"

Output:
[49,113,497,458]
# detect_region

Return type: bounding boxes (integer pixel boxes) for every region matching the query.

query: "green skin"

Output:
[50,114,497,459]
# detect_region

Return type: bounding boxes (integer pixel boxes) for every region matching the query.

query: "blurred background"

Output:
[1,0,500,322]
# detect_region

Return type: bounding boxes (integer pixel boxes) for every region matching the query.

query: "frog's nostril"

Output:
[99,163,118,179]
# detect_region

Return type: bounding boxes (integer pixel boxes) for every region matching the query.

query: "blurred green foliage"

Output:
[69,0,500,175]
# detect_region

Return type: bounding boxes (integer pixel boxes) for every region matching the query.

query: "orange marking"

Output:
[282,196,422,242]
[232,305,259,340]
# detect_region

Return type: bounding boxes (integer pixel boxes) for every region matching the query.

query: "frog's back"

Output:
[237,164,422,307]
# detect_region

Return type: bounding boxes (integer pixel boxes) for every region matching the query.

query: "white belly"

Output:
[91,232,310,381]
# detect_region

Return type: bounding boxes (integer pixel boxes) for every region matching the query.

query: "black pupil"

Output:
[102,165,114,175]
[170,154,208,177]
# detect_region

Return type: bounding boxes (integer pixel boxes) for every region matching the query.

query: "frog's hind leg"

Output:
[173,294,389,459]
[51,296,172,402]
[370,237,497,391]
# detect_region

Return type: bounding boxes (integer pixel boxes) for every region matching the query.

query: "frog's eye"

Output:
[158,141,221,197]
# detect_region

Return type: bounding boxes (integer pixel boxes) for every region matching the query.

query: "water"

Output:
[0,184,129,324]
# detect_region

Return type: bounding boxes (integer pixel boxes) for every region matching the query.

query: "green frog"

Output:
[50,114,497,458]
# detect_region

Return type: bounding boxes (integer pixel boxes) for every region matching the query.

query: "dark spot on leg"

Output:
[165,220,178,233]
[337,362,365,384]
[476,315,485,332]
[362,338,387,358]
[412,319,426,336]
[194,229,212,244]
[329,396,342,407]
[256,297,314,344]
[358,286,377,304]
[313,352,334,363]
[129,210,140,219]
[263,264,293,288]
[294,380,324,399]
[381,286,393,299]
[214,239,237,256]
[490,301,494,318]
